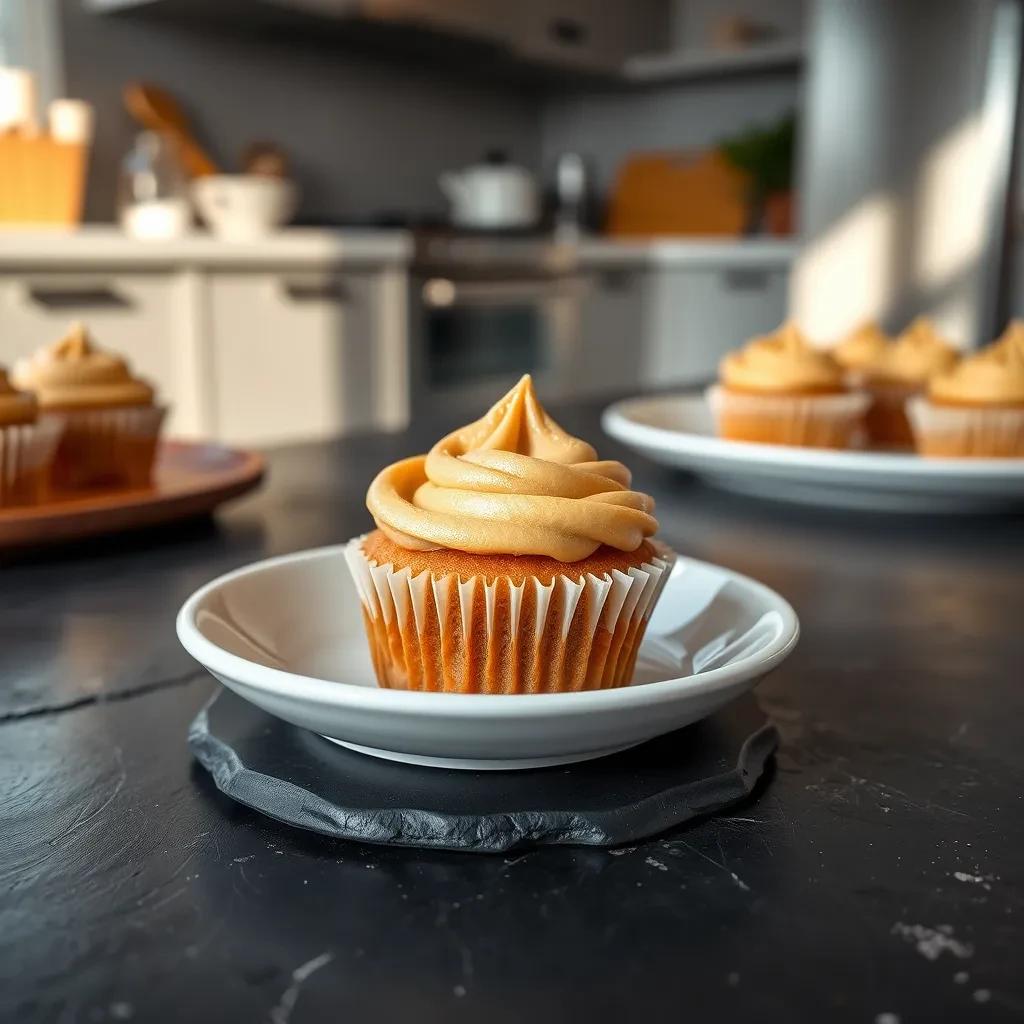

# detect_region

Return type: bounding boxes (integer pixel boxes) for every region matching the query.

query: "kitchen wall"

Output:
[59,0,805,225]
[540,74,801,197]
[59,0,544,222]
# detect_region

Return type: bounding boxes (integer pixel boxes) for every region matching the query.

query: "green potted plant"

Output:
[718,113,796,235]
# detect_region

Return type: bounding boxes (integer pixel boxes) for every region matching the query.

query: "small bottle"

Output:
[118,131,191,240]
[552,152,591,239]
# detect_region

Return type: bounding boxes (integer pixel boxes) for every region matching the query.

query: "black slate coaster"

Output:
[189,687,778,853]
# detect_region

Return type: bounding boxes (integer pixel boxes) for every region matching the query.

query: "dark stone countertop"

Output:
[2,396,1022,1023]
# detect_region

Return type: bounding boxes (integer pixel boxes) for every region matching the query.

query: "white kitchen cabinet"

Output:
[641,265,790,386]
[0,230,413,447]
[578,268,646,395]
[0,271,196,435]
[206,269,403,446]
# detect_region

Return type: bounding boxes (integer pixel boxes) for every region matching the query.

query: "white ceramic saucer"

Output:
[603,393,1024,513]
[176,545,799,770]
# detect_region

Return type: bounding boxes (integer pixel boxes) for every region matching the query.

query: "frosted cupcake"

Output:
[862,317,959,447]
[908,323,1024,457]
[345,375,674,694]
[832,320,890,385]
[13,323,166,489]
[0,366,61,505]
[707,322,868,448]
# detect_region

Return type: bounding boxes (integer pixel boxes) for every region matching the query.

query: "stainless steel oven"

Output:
[409,235,587,417]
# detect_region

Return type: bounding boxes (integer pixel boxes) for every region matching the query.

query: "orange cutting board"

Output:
[606,150,750,237]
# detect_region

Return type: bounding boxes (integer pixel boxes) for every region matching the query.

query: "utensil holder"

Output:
[0,136,89,226]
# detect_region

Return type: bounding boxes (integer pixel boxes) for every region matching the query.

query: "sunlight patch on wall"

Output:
[790,193,897,344]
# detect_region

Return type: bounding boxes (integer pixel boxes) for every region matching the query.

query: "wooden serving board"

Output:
[0,440,264,550]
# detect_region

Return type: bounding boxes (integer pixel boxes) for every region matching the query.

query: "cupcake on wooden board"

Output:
[707,321,868,448]
[0,365,61,506]
[831,320,890,384]
[13,323,166,489]
[908,322,1024,457]
[862,317,959,447]
[345,375,674,694]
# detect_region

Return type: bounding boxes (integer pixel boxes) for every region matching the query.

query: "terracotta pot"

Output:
[765,190,795,235]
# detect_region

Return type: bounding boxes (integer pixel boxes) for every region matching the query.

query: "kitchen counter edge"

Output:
[0,228,799,270]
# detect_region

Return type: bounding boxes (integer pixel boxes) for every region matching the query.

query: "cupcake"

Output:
[831,320,890,385]
[0,366,61,506]
[862,317,959,447]
[13,323,166,490]
[908,322,1024,457]
[707,321,868,448]
[344,375,674,694]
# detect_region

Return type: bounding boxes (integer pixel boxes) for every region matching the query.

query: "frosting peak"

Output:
[367,375,657,561]
[867,317,958,384]
[438,372,598,466]
[720,322,843,393]
[0,366,37,427]
[13,323,155,410]
[929,327,1024,406]
[832,320,889,371]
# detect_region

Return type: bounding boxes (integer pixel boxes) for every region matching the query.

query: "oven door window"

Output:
[426,304,548,388]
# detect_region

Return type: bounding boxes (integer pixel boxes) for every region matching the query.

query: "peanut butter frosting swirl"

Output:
[13,323,155,410]
[367,375,657,561]
[867,317,958,385]
[720,322,843,393]
[929,325,1024,406]
[0,366,37,427]
[832,320,889,371]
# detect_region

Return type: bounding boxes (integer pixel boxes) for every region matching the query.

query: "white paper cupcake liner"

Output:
[0,418,62,505]
[706,384,870,447]
[344,534,676,693]
[907,396,1024,457]
[706,384,870,421]
[44,404,167,488]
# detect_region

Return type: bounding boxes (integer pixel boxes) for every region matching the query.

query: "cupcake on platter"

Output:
[831,320,890,385]
[13,323,166,490]
[345,375,674,694]
[861,317,959,447]
[908,322,1024,458]
[707,321,868,448]
[0,364,61,506]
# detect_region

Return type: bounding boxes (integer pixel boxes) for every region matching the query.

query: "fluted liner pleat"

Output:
[0,419,61,506]
[44,405,167,489]
[345,535,675,694]
[907,396,1024,457]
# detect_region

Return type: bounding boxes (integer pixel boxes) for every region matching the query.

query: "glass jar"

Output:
[118,131,191,240]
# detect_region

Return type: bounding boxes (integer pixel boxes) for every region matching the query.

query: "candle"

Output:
[48,99,95,145]
[0,67,38,135]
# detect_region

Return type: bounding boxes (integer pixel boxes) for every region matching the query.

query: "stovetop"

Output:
[293,214,586,275]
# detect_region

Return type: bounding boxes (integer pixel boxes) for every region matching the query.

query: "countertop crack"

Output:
[0,668,207,725]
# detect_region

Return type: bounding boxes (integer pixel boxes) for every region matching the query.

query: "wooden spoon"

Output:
[123,82,218,178]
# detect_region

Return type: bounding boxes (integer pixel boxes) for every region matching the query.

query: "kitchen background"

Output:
[1,0,1020,446]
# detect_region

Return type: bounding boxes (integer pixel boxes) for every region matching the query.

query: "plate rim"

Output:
[0,440,265,549]
[603,392,1024,479]
[176,543,800,715]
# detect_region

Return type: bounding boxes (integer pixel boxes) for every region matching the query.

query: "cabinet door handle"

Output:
[722,270,770,291]
[596,270,635,292]
[549,17,588,46]
[21,282,130,309]
[280,279,350,303]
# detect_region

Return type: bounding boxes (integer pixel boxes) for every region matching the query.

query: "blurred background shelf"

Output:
[85,0,806,88]
[623,40,805,84]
